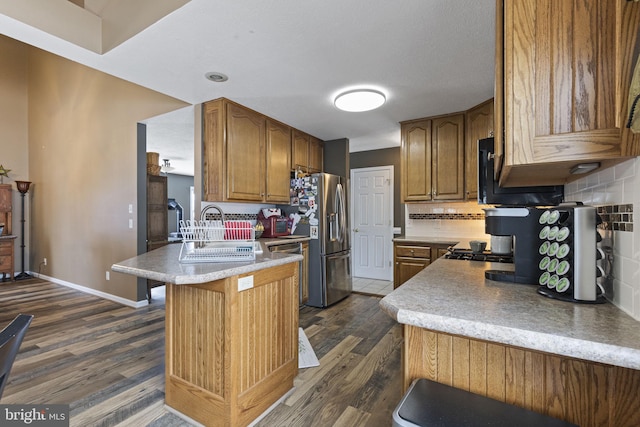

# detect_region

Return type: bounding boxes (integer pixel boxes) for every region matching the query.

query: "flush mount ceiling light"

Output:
[334,89,386,112]
[205,72,228,82]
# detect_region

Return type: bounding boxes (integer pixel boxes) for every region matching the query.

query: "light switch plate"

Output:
[238,275,254,291]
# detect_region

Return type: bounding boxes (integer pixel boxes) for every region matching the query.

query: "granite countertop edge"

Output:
[112,244,303,285]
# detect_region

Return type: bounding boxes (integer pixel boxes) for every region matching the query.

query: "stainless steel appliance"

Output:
[477,138,564,206]
[290,173,352,307]
[536,204,607,303]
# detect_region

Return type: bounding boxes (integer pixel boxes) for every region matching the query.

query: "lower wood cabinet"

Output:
[394,241,450,288]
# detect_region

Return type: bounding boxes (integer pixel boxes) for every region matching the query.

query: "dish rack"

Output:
[178,219,256,263]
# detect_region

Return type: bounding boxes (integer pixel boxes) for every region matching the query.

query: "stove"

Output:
[445,248,513,263]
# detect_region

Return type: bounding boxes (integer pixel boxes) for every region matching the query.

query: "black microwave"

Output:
[477,138,564,206]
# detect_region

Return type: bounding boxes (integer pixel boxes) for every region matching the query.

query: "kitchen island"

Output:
[112,244,303,427]
[381,258,640,427]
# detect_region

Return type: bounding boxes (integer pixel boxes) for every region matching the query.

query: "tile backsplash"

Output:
[405,202,488,239]
[565,158,639,321]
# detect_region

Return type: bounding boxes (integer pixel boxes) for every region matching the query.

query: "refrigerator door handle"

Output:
[335,183,346,243]
[328,212,338,241]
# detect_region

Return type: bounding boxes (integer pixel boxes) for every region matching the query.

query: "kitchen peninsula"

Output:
[381,258,640,427]
[112,244,303,427]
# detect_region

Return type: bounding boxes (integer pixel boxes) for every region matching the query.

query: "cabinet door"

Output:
[432,114,464,200]
[401,119,432,201]
[265,119,292,203]
[395,258,430,288]
[500,0,640,186]
[202,100,225,202]
[292,130,310,171]
[226,102,266,201]
[465,99,494,201]
[309,136,324,172]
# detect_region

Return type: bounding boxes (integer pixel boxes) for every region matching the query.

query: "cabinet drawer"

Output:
[0,244,12,256]
[395,245,430,258]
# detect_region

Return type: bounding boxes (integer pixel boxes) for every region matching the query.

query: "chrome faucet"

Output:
[200,204,225,223]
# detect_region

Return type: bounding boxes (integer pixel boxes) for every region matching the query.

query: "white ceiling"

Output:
[0,0,496,176]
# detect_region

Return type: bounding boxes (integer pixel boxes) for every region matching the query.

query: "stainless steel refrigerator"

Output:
[291,173,352,307]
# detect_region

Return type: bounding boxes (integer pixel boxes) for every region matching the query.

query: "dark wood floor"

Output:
[0,278,402,426]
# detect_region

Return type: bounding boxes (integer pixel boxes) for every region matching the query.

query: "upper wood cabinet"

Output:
[292,130,324,173]
[401,113,464,202]
[226,102,266,202]
[292,130,310,172]
[265,119,292,203]
[432,114,465,200]
[496,0,640,187]
[203,98,289,203]
[465,99,494,201]
[401,119,431,201]
[309,136,324,172]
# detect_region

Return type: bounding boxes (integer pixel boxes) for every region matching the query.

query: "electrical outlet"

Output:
[238,275,254,291]
[128,218,133,229]
[43,257,47,266]
[128,204,133,214]
[106,271,110,281]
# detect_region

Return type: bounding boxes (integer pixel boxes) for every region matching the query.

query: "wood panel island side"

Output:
[112,244,302,427]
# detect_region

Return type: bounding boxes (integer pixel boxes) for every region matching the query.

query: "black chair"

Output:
[0,314,33,400]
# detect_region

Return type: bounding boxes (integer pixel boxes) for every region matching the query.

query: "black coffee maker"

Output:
[484,207,544,284]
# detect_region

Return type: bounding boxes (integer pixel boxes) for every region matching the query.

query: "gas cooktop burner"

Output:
[445,249,513,263]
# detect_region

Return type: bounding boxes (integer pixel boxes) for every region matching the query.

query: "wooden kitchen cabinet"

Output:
[226,102,266,201]
[401,119,431,201]
[465,99,494,201]
[203,98,321,203]
[292,130,324,173]
[292,129,309,172]
[394,241,451,288]
[401,113,464,202]
[432,114,465,200]
[496,0,640,187]
[309,136,324,172]
[265,119,292,203]
[394,243,431,288]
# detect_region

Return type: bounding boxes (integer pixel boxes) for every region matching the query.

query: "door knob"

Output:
[353,228,359,233]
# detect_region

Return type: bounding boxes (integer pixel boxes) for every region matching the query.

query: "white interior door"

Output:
[351,166,393,281]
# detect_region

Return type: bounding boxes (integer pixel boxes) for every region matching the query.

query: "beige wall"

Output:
[0,36,30,272]
[0,35,188,302]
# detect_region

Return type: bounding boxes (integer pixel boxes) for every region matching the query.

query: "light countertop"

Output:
[259,236,311,246]
[393,235,487,250]
[112,243,302,285]
[380,258,640,370]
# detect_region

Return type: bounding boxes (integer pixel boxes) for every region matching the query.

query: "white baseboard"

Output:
[30,272,148,308]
